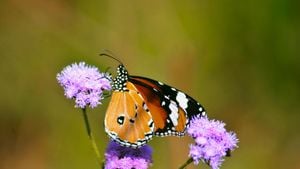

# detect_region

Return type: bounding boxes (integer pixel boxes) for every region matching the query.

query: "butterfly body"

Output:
[105,64,206,148]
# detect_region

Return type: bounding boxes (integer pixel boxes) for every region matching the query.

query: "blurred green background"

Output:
[1,0,299,169]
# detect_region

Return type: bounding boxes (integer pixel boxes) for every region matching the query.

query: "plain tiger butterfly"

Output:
[102,53,206,148]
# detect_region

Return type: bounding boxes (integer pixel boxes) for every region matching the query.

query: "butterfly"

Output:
[103,54,206,148]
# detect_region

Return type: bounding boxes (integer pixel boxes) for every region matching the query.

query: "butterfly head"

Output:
[112,64,129,91]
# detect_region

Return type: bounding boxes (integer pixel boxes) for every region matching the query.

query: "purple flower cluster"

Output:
[57,62,112,108]
[187,115,238,169]
[105,141,152,169]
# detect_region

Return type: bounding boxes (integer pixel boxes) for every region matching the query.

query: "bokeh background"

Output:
[1,0,299,169]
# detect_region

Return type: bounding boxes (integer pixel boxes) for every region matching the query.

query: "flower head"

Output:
[57,62,112,108]
[187,115,238,169]
[105,141,152,169]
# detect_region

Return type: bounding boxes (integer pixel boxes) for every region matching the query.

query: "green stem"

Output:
[178,157,194,169]
[82,108,101,166]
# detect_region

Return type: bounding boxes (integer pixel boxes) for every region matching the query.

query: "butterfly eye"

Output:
[117,115,125,125]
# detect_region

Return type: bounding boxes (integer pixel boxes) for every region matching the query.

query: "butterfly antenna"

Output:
[99,50,123,65]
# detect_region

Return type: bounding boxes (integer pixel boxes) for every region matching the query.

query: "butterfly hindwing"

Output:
[104,82,154,147]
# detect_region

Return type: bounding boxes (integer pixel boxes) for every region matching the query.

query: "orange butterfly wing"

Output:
[129,76,188,136]
[104,82,154,147]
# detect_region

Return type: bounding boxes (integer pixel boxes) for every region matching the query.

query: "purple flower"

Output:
[57,62,112,108]
[187,115,238,169]
[105,141,152,169]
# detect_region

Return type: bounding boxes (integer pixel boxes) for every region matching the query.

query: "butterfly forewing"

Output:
[104,82,154,147]
[130,76,206,118]
[129,76,202,137]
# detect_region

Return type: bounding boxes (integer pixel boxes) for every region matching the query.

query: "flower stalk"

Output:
[82,108,102,166]
[178,157,193,169]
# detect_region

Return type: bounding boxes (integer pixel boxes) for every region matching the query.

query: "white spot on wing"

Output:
[169,101,179,126]
[176,92,188,109]
[143,103,148,110]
